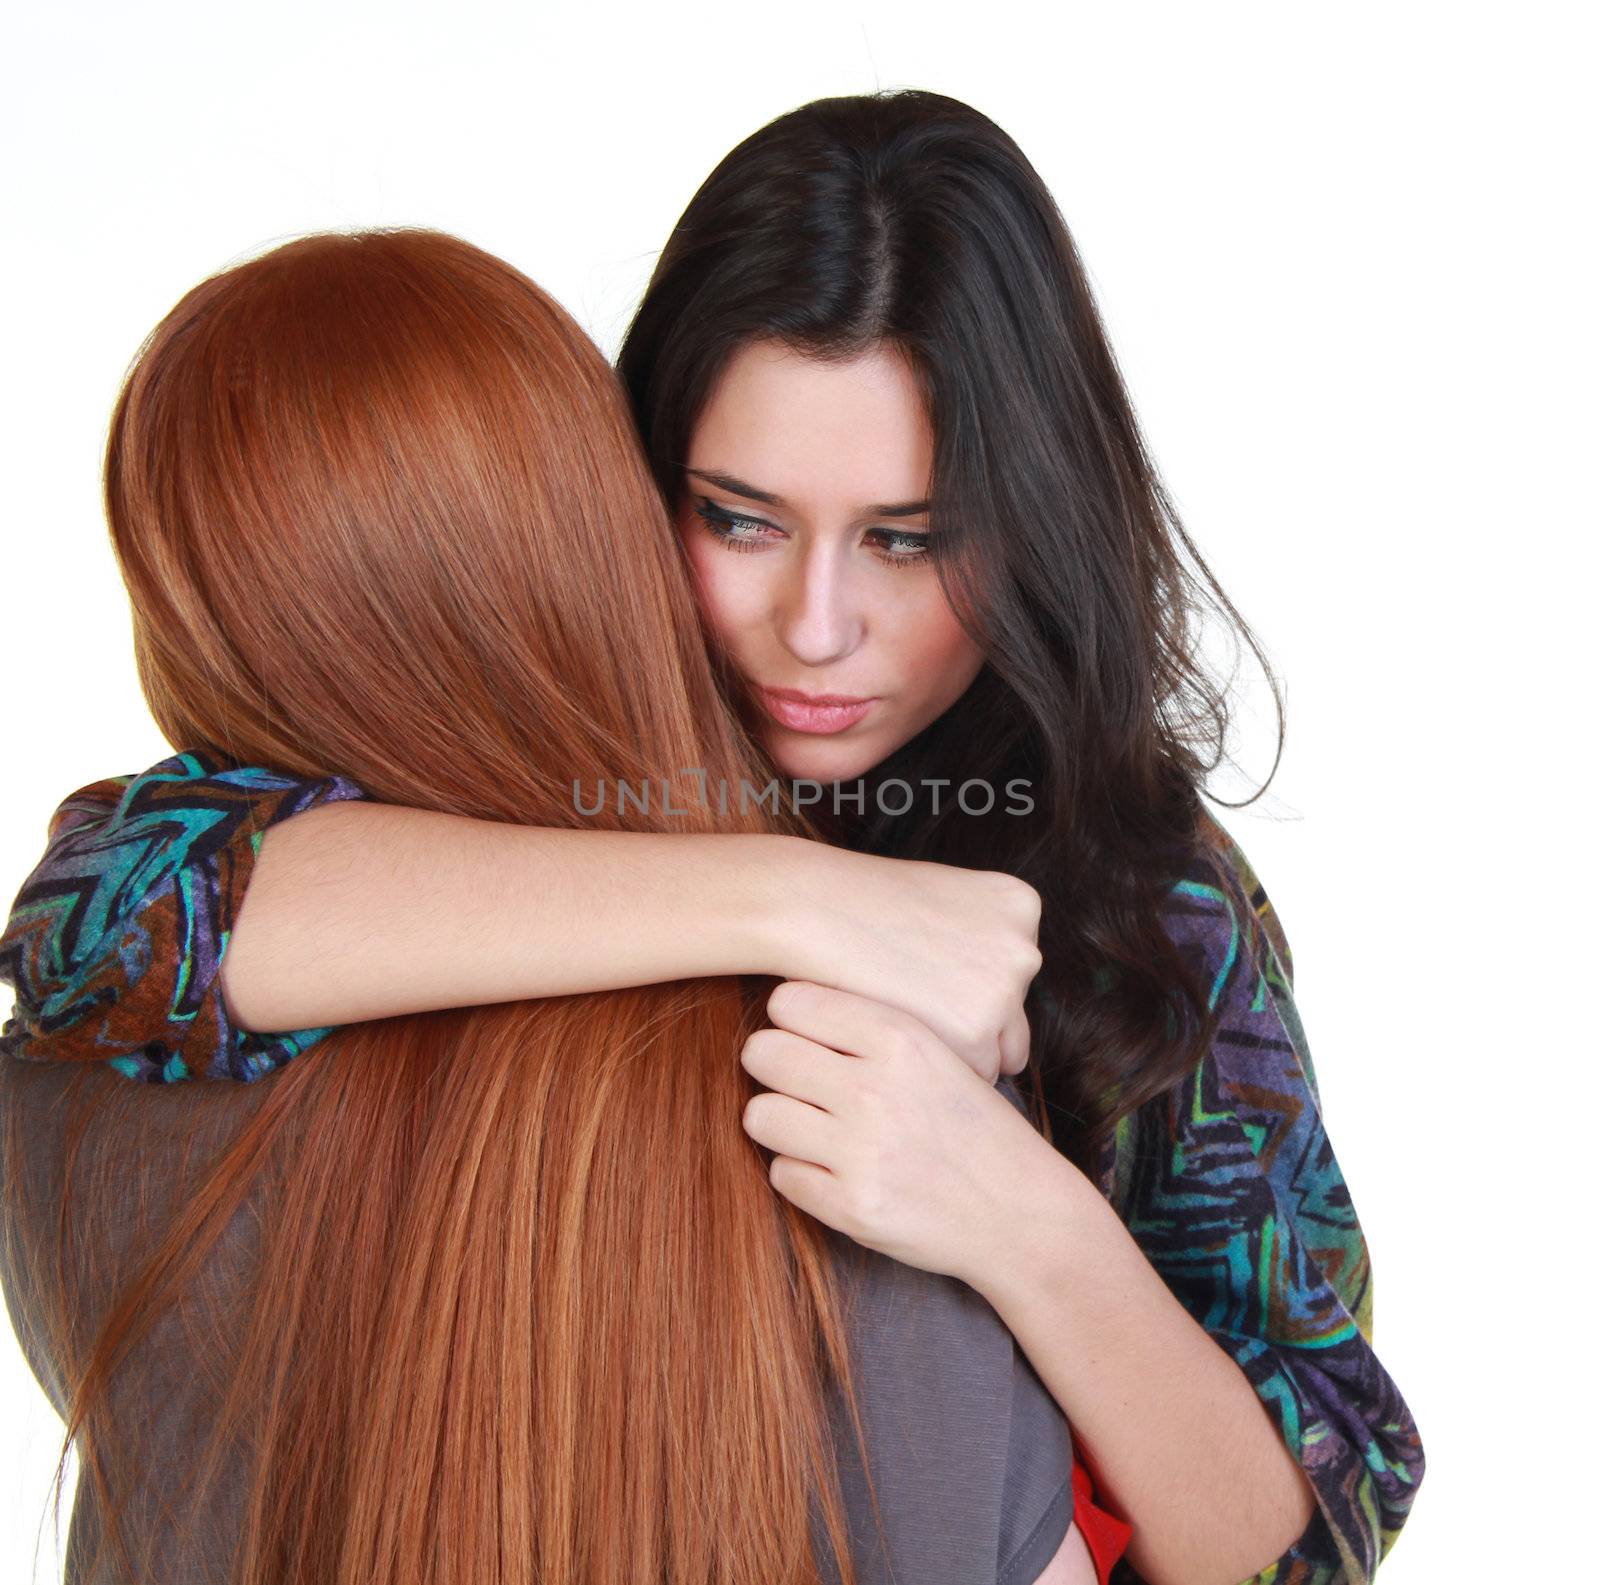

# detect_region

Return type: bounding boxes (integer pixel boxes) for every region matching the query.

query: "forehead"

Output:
[687,338,933,511]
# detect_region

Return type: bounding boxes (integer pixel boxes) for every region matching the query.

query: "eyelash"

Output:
[692,499,932,569]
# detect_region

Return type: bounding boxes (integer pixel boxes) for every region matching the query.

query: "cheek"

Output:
[675,530,774,678]
[897,592,985,690]
[678,526,739,633]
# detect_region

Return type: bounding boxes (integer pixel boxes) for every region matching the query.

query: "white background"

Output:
[3,2,1593,1578]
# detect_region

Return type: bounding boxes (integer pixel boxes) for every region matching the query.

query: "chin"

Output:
[764,731,886,787]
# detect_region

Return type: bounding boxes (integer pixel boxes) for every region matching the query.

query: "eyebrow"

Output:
[685,467,931,519]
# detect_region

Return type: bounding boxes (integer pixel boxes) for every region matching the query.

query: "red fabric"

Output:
[1069,1450,1134,1585]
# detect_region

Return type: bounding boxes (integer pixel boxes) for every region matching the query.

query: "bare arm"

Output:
[227,800,1041,1078]
[5,755,1035,1082]
[223,802,794,1032]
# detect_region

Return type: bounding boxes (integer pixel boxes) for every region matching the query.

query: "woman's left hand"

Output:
[739,978,1059,1289]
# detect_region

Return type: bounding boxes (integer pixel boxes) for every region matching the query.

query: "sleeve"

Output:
[1105,835,1426,1585]
[0,749,371,1084]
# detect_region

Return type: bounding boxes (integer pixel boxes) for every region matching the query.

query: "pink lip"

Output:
[756,686,879,735]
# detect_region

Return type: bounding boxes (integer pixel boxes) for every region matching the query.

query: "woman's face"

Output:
[675,338,987,784]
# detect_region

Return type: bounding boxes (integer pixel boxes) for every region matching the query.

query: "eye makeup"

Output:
[691,497,932,569]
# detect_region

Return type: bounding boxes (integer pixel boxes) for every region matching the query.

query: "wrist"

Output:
[737,832,829,983]
[703,832,798,981]
[965,1138,1098,1308]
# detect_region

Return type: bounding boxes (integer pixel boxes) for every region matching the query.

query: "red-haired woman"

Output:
[0,225,1093,1585]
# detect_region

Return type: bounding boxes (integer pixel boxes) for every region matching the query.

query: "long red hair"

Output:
[4,228,883,1583]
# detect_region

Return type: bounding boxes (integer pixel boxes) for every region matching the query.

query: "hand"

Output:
[738,979,1056,1288]
[770,840,1044,1084]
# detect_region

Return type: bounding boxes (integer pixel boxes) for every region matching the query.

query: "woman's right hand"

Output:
[764,838,1045,1086]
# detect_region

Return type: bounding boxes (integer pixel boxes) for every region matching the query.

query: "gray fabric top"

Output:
[810,1074,1075,1585]
[0,1059,268,1584]
[0,1059,1072,1584]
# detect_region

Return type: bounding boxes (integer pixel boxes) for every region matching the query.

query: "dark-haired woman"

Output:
[2,90,1423,1584]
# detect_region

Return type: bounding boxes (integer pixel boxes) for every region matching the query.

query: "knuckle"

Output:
[881,1023,922,1064]
[843,1177,883,1234]
[1010,877,1043,923]
[770,980,815,1019]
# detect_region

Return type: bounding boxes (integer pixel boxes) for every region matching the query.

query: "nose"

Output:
[773,540,865,666]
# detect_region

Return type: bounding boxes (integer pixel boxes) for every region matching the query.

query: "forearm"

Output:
[969,1148,1318,1585]
[222,802,795,1032]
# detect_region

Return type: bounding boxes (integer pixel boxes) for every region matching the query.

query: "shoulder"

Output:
[1177,806,1295,994]
[1158,808,1319,1094]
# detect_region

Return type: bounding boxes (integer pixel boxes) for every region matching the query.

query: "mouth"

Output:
[755,685,879,736]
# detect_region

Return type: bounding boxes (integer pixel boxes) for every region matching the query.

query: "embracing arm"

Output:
[0,751,797,1082]
[2,750,1041,1084]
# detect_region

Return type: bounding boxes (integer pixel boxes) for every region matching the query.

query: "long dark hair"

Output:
[617,88,1286,1177]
